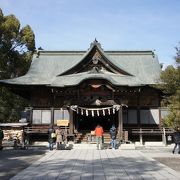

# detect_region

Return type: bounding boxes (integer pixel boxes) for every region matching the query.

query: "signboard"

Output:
[57,120,69,126]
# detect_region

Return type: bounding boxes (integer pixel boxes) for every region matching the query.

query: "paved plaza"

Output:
[10,149,180,180]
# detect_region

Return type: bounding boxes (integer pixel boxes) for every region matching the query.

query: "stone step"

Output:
[71,143,97,149]
[119,144,135,150]
[31,141,136,150]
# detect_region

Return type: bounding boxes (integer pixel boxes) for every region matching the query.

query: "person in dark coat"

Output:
[109,124,117,150]
[172,127,180,154]
[48,125,56,150]
[0,127,4,150]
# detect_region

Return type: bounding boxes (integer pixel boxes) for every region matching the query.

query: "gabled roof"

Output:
[0,40,161,87]
[60,39,132,76]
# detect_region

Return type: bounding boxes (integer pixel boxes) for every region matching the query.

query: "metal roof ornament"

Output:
[90,39,102,48]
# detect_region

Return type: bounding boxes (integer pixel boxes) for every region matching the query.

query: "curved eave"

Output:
[49,72,146,88]
[0,75,51,86]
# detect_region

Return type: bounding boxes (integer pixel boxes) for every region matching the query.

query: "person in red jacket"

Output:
[95,124,104,150]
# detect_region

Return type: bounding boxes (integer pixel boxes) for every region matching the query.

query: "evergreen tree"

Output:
[161,44,180,129]
[0,9,35,122]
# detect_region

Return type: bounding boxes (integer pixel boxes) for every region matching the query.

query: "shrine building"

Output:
[0,40,163,143]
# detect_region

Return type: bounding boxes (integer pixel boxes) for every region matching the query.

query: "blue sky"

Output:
[1,0,180,68]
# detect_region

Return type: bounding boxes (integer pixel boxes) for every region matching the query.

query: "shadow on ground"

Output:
[0,149,46,180]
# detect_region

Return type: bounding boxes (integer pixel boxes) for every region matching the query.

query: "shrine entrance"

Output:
[75,112,118,131]
[72,105,121,132]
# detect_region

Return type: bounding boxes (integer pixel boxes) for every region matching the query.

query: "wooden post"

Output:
[137,92,141,127]
[29,107,33,124]
[69,109,74,134]
[140,128,143,145]
[51,107,54,125]
[118,106,123,141]
[162,127,167,146]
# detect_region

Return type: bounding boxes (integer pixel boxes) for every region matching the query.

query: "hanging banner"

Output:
[69,105,124,117]
[113,108,115,114]
[103,109,105,116]
[97,110,99,116]
[108,109,110,115]
[86,110,88,116]
[92,110,94,117]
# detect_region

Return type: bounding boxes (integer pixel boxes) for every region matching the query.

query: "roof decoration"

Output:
[90,38,102,48]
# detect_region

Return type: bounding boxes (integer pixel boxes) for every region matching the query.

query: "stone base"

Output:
[144,142,165,147]
[119,144,135,150]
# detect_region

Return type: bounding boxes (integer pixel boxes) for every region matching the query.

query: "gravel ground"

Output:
[0,148,46,180]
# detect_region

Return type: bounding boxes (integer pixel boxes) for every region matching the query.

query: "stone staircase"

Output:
[67,142,135,150]
[24,141,135,150]
[70,143,98,149]
[75,131,111,143]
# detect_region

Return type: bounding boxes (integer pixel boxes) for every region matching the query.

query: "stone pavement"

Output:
[10,149,180,180]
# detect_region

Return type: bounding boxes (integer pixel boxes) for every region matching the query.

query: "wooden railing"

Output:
[131,127,174,145]
[25,126,49,134]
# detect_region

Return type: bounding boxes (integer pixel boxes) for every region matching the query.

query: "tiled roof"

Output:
[0,41,161,87]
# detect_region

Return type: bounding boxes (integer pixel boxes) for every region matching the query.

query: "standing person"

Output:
[95,124,104,150]
[63,128,68,145]
[0,127,4,150]
[109,124,117,150]
[19,130,25,149]
[48,125,56,150]
[55,127,63,150]
[172,127,180,154]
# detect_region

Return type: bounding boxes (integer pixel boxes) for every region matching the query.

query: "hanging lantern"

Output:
[81,109,83,115]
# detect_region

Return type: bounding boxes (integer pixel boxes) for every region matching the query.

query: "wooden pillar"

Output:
[162,127,167,146]
[29,107,33,124]
[140,128,143,145]
[159,107,162,128]
[69,109,74,134]
[118,106,123,140]
[137,92,141,127]
[51,107,54,125]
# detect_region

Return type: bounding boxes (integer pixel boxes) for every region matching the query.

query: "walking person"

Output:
[109,124,117,150]
[55,127,63,150]
[48,125,56,150]
[95,124,104,150]
[172,127,180,154]
[0,127,4,150]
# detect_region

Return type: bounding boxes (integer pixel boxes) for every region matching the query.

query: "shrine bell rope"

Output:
[69,105,122,117]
